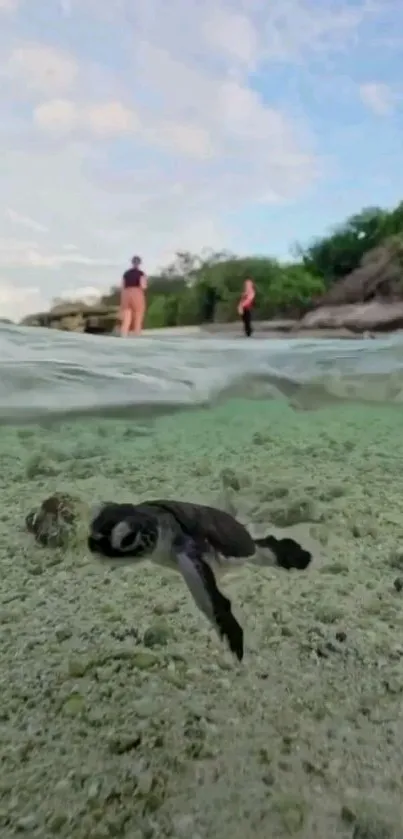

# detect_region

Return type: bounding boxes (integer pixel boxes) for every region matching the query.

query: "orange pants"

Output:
[120,287,146,336]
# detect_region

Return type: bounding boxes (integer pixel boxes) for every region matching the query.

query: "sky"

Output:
[1,0,403,320]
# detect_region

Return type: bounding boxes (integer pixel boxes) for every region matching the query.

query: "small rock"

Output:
[393,577,403,592]
[137,771,154,796]
[28,564,44,576]
[25,492,88,548]
[340,804,356,823]
[87,780,102,800]
[107,732,142,754]
[383,676,403,695]
[62,693,85,716]
[132,651,159,670]
[220,468,240,491]
[67,658,88,678]
[55,626,72,643]
[143,623,170,648]
[388,551,403,571]
[48,813,68,832]
[54,779,70,794]
[335,630,347,643]
[15,814,38,831]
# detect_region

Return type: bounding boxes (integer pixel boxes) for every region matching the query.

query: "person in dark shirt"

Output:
[120,256,148,336]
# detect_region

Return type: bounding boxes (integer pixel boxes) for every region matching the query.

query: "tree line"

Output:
[67,200,403,328]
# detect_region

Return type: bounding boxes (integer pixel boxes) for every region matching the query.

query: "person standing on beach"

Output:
[237,277,255,337]
[120,256,148,336]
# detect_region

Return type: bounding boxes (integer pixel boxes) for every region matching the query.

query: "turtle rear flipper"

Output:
[175,536,244,661]
[255,535,312,570]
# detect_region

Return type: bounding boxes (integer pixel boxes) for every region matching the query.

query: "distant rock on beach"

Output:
[297,301,403,333]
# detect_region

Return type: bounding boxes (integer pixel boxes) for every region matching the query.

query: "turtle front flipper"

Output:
[174,536,244,661]
[254,535,312,570]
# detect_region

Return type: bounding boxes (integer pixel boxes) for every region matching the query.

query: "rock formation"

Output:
[298,237,403,332]
[22,302,118,334]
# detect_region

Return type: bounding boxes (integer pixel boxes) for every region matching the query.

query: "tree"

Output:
[296,206,392,284]
[20,196,403,331]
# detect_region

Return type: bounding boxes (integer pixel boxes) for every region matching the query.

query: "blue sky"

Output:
[0,0,402,319]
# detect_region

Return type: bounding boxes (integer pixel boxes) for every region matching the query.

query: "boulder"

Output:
[298,301,403,333]
[314,237,403,307]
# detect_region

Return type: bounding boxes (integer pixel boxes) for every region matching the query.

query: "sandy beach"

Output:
[1,397,403,838]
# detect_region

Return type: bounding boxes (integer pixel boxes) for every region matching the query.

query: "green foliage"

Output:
[29,198,403,331]
[296,204,403,284]
[134,199,403,327]
[137,253,325,326]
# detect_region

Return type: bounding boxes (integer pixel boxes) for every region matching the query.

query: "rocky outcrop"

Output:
[22,303,118,334]
[314,237,403,307]
[297,237,403,333]
[298,301,403,333]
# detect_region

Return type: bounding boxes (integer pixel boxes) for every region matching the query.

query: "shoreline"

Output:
[140,322,401,340]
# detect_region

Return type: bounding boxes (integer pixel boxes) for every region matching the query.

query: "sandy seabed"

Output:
[1,397,403,839]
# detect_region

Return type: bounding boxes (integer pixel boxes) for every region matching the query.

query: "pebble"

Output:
[15,814,38,831]
[107,732,142,754]
[136,771,154,795]
[48,813,68,832]
[132,651,159,670]
[62,692,85,716]
[67,658,88,678]
[143,623,171,648]
[55,626,73,642]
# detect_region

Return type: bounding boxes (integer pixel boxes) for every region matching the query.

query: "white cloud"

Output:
[59,0,71,15]
[5,208,48,233]
[201,10,259,70]
[359,82,396,116]
[58,286,103,304]
[6,44,78,96]
[33,98,79,132]
[86,102,139,136]
[148,120,215,159]
[0,281,42,321]
[0,237,118,269]
[0,0,18,12]
[0,0,398,318]
[33,99,139,136]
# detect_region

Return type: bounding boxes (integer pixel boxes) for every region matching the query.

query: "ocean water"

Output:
[1,322,403,423]
[2,322,403,837]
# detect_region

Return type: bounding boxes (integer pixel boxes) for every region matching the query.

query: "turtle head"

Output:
[88,502,159,568]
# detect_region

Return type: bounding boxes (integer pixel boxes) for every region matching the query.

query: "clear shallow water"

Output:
[1,322,403,424]
[1,327,403,837]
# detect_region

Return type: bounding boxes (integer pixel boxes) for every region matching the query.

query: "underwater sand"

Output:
[1,398,403,838]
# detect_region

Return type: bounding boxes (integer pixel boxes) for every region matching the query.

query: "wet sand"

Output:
[1,398,403,838]
[143,322,403,340]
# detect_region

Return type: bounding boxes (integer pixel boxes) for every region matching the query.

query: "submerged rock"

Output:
[25,492,89,548]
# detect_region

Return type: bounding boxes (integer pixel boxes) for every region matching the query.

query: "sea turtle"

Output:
[88,499,312,661]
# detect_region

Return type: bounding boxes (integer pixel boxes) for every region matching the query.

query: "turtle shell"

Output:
[138,499,255,558]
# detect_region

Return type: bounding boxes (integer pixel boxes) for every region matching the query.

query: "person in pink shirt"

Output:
[237,278,255,337]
